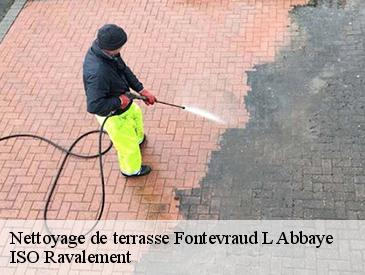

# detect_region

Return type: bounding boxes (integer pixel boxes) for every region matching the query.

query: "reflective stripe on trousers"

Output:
[95,103,144,175]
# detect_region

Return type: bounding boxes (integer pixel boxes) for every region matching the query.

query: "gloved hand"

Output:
[119,94,131,110]
[140,89,156,105]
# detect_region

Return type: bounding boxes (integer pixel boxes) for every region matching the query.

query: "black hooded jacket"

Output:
[83,41,144,116]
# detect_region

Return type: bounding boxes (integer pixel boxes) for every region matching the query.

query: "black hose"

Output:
[0,114,113,235]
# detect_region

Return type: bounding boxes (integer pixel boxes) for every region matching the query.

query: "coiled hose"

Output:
[0,114,113,234]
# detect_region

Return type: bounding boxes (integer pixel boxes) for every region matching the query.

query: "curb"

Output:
[0,0,27,43]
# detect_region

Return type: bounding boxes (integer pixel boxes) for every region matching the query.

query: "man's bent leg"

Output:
[96,112,142,175]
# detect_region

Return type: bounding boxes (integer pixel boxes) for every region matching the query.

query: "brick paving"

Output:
[0,0,307,220]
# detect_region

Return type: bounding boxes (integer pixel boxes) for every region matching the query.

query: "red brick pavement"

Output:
[0,0,308,220]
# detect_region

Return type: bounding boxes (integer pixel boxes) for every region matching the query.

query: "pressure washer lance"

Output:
[130,92,186,109]
[0,93,185,235]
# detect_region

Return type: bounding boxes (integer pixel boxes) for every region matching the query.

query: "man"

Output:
[83,24,156,177]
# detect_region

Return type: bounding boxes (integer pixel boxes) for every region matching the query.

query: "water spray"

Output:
[130,92,225,124]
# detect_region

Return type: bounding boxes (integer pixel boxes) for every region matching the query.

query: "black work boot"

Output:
[121,165,151,177]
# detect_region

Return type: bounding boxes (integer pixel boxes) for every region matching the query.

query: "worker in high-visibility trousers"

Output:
[83,24,156,177]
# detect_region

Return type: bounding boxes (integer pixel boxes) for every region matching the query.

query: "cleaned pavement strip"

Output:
[0,0,26,43]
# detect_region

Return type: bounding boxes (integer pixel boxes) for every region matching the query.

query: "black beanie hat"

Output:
[97,24,127,50]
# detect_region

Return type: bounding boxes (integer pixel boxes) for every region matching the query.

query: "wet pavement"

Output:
[177,0,365,219]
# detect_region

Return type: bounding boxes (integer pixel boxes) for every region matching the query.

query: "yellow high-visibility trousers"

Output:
[95,103,144,175]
